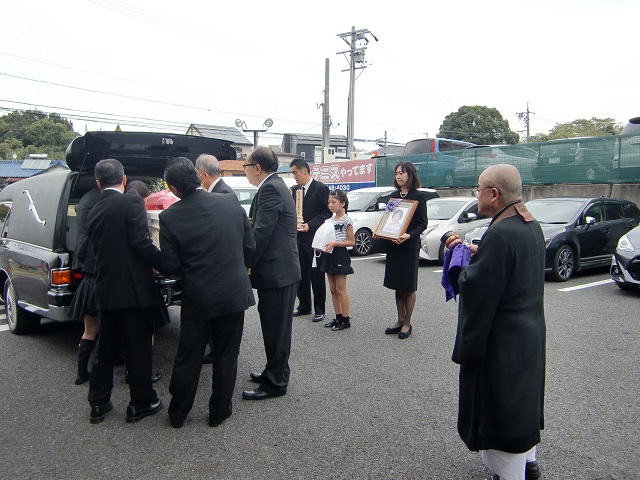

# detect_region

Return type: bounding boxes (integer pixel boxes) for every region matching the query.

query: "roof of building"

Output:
[0,160,68,179]
[187,124,253,145]
[284,133,348,145]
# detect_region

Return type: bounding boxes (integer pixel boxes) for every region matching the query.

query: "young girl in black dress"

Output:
[321,190,355,331]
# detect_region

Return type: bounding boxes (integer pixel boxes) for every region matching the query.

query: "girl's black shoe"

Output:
[324,318,338,328]
[331,318,351,331]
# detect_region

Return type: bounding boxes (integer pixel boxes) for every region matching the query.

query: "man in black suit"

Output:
[160,157,255,428]
[85,159,163,424]
[243,146,301,400]
[195,154,233,194]
[195,153,233,365]
[289,158,331,322]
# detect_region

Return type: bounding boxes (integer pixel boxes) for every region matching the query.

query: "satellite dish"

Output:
[263,118,273,128]
[235,119,244,128]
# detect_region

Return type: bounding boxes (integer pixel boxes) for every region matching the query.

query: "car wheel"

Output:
[4,279,41,335]
[551,245,574,282]
[353,228,373,256]
[443,171,455,187]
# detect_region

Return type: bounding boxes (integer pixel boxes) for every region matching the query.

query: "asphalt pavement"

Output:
[0,256,638,479]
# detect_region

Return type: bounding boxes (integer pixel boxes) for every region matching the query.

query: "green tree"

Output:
[438,106,519,145]
[531,117,623,141]
[0,110,78,159]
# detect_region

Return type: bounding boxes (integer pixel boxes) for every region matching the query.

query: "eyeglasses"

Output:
[472,186,501,197]
[242,163,258,169]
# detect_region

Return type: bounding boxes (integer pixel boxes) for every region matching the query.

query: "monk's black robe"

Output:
[452,203,546,454]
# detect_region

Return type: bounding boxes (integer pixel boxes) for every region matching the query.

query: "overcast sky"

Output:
[2,0,638,148]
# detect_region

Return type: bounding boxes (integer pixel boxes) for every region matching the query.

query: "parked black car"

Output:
[0,131,237,334]
[610,224,640,289]
[526,197,640,281]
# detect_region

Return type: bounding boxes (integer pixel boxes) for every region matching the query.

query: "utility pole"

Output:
[516,102,535,143]
[322,58,330,164]
[337,26,378,158]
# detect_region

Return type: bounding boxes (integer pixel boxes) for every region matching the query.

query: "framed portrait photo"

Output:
[374,198,418,240]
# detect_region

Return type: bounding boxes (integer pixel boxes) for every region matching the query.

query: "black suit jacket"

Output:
[248,174,301,290]
[74,186,102,274]
[290,180,331,251]
[211,178,233,195]
[159,189,255,319]
[87,189,163,311]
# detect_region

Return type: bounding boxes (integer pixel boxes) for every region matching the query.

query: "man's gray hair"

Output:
[195,154,221,177]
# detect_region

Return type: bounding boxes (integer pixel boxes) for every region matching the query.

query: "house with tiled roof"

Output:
[282,133,348,162]
[0,159,68,184]
[186,124,253,158]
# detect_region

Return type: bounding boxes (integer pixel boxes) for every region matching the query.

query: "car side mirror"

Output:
[464,212,477,222]
[585,216,596,225]
[377,202,386,211]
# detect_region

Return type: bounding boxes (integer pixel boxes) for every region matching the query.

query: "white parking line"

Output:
[558,279,614,292]
[351,254,386,261]
[0,325,9,332]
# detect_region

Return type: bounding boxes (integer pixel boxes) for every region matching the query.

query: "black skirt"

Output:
[320,247,354,275]
[69,274,97,318]
[383,248,419,292]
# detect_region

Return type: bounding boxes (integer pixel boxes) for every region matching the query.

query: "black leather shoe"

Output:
[126,399,163,423]
[125,370,162,384]
[249,372,262,383]
[324,318,337,328]
[293,309,311,317]
[385,326,401,335]
[209,408,232,427]
[169,417,184,429]
[242,387,285,400]
[89,401,113,424]
[311,314,325,322]
[203,352,214,364]
[75,372,90,385]
[398,325,413,339]
[525,460,541,480]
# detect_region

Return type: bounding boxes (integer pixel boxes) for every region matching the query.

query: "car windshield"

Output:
[426,199,468,220]
[526,199,585,223]
[347,190,388,212]
[233,188,256,205]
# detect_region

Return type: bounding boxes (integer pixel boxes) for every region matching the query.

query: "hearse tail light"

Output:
[51,268,82,286]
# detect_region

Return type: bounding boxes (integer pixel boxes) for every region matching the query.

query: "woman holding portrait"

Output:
[377,162,427,339]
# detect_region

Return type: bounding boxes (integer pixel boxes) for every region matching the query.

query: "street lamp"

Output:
[235,118,274,149]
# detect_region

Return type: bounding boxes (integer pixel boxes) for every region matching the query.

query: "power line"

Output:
[0,72,318,127]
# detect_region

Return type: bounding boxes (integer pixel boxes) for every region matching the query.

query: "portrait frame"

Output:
[374,198,418,240]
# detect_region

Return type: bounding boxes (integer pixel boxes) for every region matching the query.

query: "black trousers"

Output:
[88,308,157,408]
[256,281,298,395]
[296,246,326,315]
[168,311,244,426]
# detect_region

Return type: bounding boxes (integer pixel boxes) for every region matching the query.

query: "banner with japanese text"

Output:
[310,159,376,192]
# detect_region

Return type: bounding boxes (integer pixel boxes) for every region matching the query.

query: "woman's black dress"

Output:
[382,189,428,292]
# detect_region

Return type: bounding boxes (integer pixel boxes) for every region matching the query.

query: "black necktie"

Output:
[301,186,305,197]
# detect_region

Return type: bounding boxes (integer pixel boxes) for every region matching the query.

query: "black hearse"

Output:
[0,131,237,334]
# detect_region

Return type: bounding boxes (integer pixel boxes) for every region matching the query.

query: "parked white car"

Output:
[347,186,439,256]
[419,196,491,263]
[223,176,296,216]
